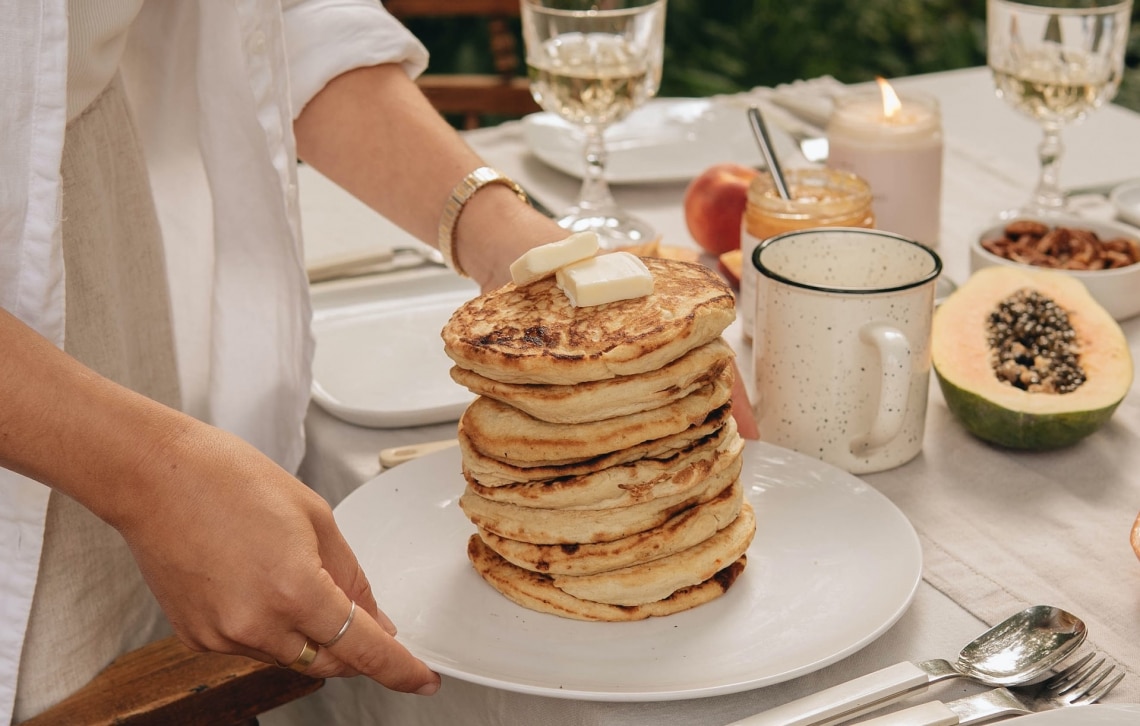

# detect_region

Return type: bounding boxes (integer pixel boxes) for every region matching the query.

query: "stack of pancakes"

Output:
[441,257,754,621]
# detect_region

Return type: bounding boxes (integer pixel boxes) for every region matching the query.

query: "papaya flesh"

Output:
[932,266,1133,450]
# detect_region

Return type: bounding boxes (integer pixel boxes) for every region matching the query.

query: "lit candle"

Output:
[826,79,943,247]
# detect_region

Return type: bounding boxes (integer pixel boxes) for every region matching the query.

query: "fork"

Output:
[850,652,1124,726]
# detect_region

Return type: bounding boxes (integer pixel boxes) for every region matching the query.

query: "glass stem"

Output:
[576,125,616,213]
[1031,122,1066,212]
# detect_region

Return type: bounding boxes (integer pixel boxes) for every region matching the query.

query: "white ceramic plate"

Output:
[1003,704,1140,724]
[522,97,794,184]
[1109,179,1140,227]
[310,269,478,428]
[335,440,923,701]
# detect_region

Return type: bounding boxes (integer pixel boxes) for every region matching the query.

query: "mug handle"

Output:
[851,322,911,453]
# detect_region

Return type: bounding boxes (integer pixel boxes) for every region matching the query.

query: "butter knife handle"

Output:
[727,662,931,726]
[853,700,959,726]
[378,438,459,468]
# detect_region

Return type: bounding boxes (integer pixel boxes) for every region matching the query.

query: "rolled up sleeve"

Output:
[283,0,429,118]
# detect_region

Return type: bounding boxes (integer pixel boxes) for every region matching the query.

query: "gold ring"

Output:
[278,638,319,673]
[320,601,356,648]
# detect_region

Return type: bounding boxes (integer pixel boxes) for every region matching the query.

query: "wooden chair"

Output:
[17,635,322,726]
[386,0,541,128]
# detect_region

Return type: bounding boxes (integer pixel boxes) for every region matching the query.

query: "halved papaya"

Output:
[932,266,1133,449]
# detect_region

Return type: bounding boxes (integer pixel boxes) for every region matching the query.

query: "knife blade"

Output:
[852,685,1074,726]
[306,246,444,284]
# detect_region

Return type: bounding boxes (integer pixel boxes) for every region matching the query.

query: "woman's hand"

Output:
[0,308,439,695]
[118,422,441,693]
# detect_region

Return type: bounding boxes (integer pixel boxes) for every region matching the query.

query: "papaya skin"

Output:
[934,368,1124,449]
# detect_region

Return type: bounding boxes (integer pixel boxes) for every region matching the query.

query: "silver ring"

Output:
[320,601,356,648]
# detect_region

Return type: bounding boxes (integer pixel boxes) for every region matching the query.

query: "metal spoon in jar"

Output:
[747,106,791,200]
[730,605,1087,726]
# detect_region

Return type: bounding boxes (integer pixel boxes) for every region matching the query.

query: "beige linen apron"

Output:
[13,75,180,721]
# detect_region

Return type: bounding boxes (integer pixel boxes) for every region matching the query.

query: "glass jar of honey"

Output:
[739,168,875,341]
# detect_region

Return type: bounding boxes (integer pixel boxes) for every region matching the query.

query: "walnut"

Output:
[980,222,1140,271]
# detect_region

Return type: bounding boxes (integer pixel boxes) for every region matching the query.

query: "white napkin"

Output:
[720,76,847,132]
[712,76,848,168]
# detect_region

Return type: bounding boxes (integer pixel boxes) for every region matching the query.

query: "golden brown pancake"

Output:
[458,449,742,545]
[468,534,747,622]
[460,404,733,486]
[478,473,745,577]
[449,337,734,424]
[469,419,741,510]
[460,364,732,466]
[441,257,736,385]
[551,503,755,606]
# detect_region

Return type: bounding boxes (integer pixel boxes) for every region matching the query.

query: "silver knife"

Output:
[848,687,1056,726]
[306,246,444,284]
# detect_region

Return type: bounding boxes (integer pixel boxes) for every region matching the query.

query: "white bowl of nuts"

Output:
[971,215,1140,321]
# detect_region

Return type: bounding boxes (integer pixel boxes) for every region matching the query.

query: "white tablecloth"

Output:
[267,67,1140,725]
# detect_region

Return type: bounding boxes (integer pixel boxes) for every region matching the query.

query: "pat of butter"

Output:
[555,252,654,307]
[509,231,600,286]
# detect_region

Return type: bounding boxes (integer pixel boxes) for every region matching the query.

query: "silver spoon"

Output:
[729,605,1087,726]
[747,106,791,200]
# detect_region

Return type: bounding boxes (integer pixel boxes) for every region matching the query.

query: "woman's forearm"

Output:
[293,63,567,290]
[0,307,193,528]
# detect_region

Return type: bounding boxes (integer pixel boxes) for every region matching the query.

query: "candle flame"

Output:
[876,77,902,119]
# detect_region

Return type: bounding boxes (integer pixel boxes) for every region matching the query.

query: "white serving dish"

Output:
[335,441,922,701]
[309,268,479,428]
[970,215,1140,321]
[1109,179,1140,227]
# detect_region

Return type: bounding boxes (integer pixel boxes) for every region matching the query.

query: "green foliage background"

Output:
[657,0,988,96]
[656,0,1139,111]
[404,0,1140,115]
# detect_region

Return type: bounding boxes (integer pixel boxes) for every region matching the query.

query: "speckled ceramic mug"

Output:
[751,228,942,474]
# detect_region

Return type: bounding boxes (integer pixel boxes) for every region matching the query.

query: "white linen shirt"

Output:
[0,1,427,720]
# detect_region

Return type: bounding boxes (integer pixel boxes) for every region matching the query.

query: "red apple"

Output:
[683,163,760,256]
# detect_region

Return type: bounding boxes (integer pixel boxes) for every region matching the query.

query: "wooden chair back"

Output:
[386,0,541,128]
[17,635,322,726]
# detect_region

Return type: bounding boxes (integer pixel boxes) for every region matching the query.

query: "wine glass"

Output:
[521,0,667,250]
[987,0,1133,218]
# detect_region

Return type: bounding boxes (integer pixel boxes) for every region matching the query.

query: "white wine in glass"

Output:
[521,0,666,249]
[987,0,1133,218]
